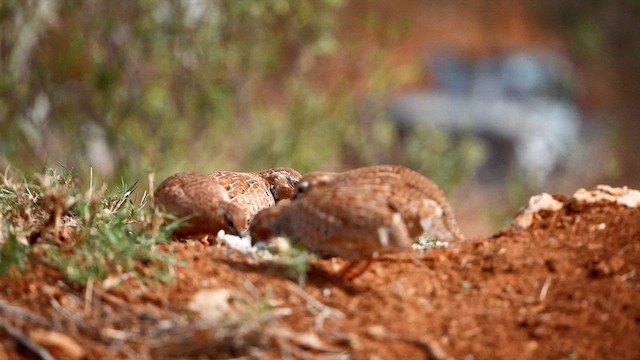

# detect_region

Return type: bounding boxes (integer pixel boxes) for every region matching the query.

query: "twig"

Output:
[52,294,126,340]
[287,283,344,317]
[92,287,162,321]
[287,283,344,333]
[0,317,55,360]
[366,327,451,360]
[49,297,82,323]
[539,276,552,302]
[50,295,147,346]
[84,279,94,314]
[148,172,155,204]
[0,299,50,326]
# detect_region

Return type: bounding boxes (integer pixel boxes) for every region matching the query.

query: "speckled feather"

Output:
[154,172,245,237]
[207,171,273,228]
[207,167,302,231]
[296,165,465,241]
[250,180,413,260]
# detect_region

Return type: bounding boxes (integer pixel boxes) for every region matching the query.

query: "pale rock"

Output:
[217,230,252,253]
[513,193,563,229]
[571,185,640,208]
[29,329,86,360]
[188,288,234,322]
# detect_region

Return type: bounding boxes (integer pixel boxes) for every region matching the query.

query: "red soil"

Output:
[1,187,639,359]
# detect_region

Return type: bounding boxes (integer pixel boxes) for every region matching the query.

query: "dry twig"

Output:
[287,283,345,334]
[0,299,50,326]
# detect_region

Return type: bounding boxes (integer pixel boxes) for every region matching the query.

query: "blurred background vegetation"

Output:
[1,0,639,235]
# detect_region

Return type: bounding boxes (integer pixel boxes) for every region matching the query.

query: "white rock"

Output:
[188,288,233,322]
[571,185,640,208]
[513,193,563,229]
[217,230,252,253]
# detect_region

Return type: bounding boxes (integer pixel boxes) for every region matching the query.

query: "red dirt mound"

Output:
[1,187,639,359]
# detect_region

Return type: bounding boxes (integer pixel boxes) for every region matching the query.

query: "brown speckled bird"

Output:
[250,165,465,279]
[250,177,416,280]
[207,167,301,231]
[154,172,246,240]
[295,165,465,242]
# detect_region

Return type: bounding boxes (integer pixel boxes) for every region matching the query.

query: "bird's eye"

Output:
[292,181,309,200]
[224,210,234,227]
[223,209,242,236]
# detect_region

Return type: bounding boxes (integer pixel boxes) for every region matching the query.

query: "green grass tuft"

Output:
[0,167,183,285]
[0,230,28,275]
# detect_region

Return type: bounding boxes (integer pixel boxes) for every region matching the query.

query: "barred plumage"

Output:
[208,167,301,231]
[249,165,464,279]
[295,165,465,242]
[154,172,245,238]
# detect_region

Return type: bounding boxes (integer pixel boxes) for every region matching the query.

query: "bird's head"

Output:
[257,167,302,202]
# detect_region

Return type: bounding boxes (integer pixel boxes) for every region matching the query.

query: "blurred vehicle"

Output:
[389,51,581,186]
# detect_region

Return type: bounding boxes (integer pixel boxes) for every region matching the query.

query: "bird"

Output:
[207,167,302,231]
[294,165,465,242]
[154,172,246,241]
[249,178,414,280]
[250,165,465,280]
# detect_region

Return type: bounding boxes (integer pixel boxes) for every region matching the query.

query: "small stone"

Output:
[29,329,86,360]
[271,236,292,254]
[531,326,546,338]
[609,256,626,273]
[366,325,388,339]
[593,261,611,277]
[218,232,252,253]
[525,340,539,352]
[188,288,234,322]
[513,193,563,228]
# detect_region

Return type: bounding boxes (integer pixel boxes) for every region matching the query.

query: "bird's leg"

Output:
[339,256,374,281]
[196,234,210,246]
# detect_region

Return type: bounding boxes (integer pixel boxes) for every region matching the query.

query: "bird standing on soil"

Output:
[250,179,413,280]
[207,167,302,231]
[154,172,246,240]
[250,165,464,280]
[295,165,465,242]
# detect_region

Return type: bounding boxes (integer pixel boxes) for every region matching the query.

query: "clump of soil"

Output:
[1,187,639,359]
